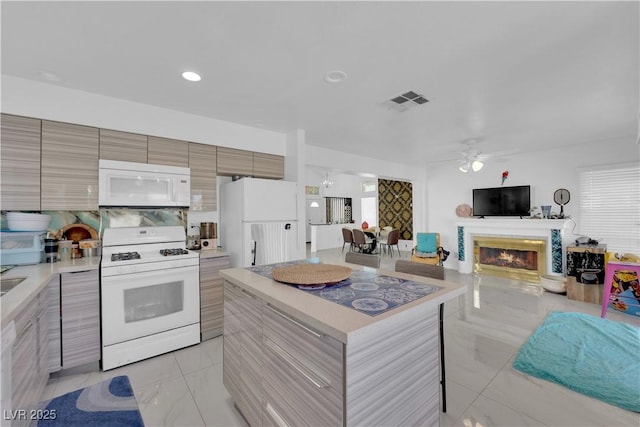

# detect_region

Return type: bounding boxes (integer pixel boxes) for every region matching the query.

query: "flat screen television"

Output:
[472,185,531,217]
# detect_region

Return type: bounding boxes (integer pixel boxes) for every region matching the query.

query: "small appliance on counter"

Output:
[200,222,217,250]
[0,231,46,265]
[44,238,59,263]
[186,235,201,250]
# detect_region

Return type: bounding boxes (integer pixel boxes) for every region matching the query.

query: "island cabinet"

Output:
[0,114,42,211]
[221,265,465,427]
[262,304,343,427]
[223,282,263,427]
[199,255,229,340]
[99,128,148,163]
[61,270,100,369]
[148,135,189,167]
[41,120,99,210]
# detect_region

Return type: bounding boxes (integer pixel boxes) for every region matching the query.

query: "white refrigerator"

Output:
[220,177,299,267]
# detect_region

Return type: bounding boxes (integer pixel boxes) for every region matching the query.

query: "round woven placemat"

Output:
[272,264,352,285]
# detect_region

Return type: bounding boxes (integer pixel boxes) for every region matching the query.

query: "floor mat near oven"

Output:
[34,375,145,426]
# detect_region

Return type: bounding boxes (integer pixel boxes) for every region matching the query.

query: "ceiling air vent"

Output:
[383,90,429,112]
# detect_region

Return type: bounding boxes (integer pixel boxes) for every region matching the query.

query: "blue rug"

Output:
[36,375,144,426]
[513,311,640,412]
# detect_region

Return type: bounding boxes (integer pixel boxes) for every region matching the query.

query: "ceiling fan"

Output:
[458,140,486,173]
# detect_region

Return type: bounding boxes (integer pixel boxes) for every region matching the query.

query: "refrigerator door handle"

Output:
[251,239,257,266]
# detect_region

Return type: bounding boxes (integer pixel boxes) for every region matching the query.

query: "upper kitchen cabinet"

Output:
[41,120,99,210]
[99,129,148,163]
[0,114,42,210]
[189,142,217,211]
[216,147,254,177]
[148,136,188,167]
[253,152,285,179]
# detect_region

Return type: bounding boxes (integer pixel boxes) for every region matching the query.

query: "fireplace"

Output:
[473,236,546,282]
[457,218,572,277]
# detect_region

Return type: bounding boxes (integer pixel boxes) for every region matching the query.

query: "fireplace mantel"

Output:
[456,218,574,276]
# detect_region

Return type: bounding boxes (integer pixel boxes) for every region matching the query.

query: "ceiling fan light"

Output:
[459,163,469,173]
[471,159,484,172]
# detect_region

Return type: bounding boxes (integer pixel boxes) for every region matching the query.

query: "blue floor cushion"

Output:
[513,311,640,412]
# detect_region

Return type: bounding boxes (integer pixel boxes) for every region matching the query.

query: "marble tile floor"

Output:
[42,247,640,427]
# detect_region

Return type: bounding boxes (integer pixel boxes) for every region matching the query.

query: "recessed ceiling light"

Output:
[324,70,347,84]
[182,71,201,82]
[37,70,62,82]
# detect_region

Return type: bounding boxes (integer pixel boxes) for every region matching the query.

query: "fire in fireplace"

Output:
[479,247,538,270]
[473,236,546,282]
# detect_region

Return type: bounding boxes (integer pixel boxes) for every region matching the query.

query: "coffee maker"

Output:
[200,222,218,250]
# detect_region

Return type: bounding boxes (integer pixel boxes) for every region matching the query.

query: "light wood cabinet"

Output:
[253,153,284,179]
[223,281,343,427]
[11,294,38,413]
[61,270,100,369]
[217,147,254,176]
[199,256,229,341]
[41,120,99,210]
[11,285,49,413]
[99,128,148,163]
[148,135,188,167]
[189,143,217,211]
[35,289,50,398]
[0,114,42,210]
[223,282,263,427]
[262,304,343,427]
[47,275,62,373]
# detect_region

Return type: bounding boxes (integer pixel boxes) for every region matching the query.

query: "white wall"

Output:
[306,144,428,251]
[426,137,639,268]
[1,76,286,154]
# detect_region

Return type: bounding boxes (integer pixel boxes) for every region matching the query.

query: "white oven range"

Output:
[100,226,199,370]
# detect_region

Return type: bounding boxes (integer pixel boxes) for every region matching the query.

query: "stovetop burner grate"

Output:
[111,252,141,262]
[160,248,190,256]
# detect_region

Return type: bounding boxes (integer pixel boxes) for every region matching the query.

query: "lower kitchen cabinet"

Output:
[11,284,49,413]
[223,281,343,427]
[262,304,343,427]
[61,270,100,369]
[47,275,61,373]
[223,282,263,427]
[200,256,230,341]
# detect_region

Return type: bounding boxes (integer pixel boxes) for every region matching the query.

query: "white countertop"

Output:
[1,257,101,328]
[220,261,465,344]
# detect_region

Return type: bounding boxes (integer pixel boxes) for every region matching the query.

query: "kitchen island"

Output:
[220,260,465,427]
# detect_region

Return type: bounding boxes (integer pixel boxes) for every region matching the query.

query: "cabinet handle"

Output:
[15,320,34,341]
[265,338,330,389]
[266,304,323,338]
[265,403,290,427]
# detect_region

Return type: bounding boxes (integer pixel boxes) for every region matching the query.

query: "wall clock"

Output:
[553,188,570,218]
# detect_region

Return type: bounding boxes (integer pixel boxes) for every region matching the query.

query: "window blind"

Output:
[579,163,640,254]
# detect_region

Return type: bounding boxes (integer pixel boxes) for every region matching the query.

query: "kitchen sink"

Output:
[0,277,26,296]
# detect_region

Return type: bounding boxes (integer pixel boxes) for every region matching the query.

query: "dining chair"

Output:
[341,228,354,252]
[352,228,369,253]
[394,259,448,412]
[380,229,401,257]
[345,252,380,268]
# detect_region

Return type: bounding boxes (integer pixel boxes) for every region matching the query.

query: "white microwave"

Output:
[99,160,191,207]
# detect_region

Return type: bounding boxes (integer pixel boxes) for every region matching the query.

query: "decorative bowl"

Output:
[540,275,567,293]
[6,212,51,231]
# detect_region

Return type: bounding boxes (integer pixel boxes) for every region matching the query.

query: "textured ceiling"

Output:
[2,1,638,167]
